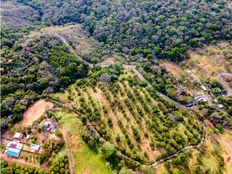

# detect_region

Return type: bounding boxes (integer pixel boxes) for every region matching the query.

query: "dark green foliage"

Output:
[18,0,232,61]
[1,34,87,132]
[0,156,69,174]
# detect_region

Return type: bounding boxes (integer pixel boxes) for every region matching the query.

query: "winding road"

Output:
[217,73,232,97]
[122,64,232,169]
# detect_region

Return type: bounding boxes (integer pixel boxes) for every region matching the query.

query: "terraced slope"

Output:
[51,67,204,165]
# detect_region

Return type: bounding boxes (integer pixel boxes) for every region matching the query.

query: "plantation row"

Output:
[63,71,203,163]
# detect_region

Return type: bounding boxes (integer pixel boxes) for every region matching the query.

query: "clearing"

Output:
[19,99,53,126]
[159,60,183,79]
[182,42,232,82]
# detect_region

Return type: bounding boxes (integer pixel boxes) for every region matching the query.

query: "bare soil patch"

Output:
[20,100,53,126]
[69,135,80,152]
[80,168,89,174]
[159,60,183,79]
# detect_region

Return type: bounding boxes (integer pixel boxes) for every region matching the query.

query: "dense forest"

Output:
[0,33,87,131]
[16,0,232,61]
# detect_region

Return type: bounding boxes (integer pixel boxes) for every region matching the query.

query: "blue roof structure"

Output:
[5,148,21,158]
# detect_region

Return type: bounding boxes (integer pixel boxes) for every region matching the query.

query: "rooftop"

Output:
[5,148,21,158]
[13,132,24,139]
[7,141,23,150]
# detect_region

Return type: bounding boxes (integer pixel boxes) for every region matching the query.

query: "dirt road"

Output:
[0,153,43,169]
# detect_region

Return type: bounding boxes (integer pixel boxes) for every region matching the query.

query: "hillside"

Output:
[17,0,232,61]
[0,1,39,29]
[1,0,232,174]
[1,33,88,131]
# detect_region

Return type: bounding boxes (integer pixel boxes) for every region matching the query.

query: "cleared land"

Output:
[20,100,53,126]
[159,60,183,79]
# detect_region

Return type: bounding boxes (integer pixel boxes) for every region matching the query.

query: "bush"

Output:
[102,142,116,160]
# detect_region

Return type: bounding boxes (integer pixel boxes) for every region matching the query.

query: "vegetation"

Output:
[16,0,232,62]
[0,156,70,174]
[51,66,203,170]
[0,33,87,132]
[1,0,232,173]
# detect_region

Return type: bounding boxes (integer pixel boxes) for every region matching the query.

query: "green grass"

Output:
[56,111,113,174]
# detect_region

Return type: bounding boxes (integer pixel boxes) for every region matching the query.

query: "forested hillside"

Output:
[17,0,232,61]
[1,33,87,131]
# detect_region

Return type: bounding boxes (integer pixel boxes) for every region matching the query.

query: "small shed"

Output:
[13,132,24,140]
[30,144,40,153]
[5,148,21,158]
[25,135,31,140]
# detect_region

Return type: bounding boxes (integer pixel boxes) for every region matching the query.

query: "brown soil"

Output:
[69,135,80,152]
[99,55,116,67]
[20,100,53,126]
[80,168,89,174]
[159,60,183,79]
[140,137,161,160]
[219,130,232,163]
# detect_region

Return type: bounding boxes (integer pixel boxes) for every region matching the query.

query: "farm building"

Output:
[5,148,21,158]
[44,121,57,132]
[7,141,23,150]
[30,144,40,153]
[13,132,24,140]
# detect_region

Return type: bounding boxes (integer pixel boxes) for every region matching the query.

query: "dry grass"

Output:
[159,60,183,79]
[40,24,99,60]
[182,42,232,81]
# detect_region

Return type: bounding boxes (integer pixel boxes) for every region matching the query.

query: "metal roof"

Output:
[7,141,23,150]
[13,132,24,139]
[5,148,21,158]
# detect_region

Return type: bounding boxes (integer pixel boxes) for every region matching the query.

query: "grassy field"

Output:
[51,70,203,164]
[56,111,113,174]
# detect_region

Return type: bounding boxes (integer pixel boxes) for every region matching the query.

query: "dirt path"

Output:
[62,128,75,174]
[221,140,232,159]
[149,121,206,168]
[0,153,43,169]
[19,100,53,126]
